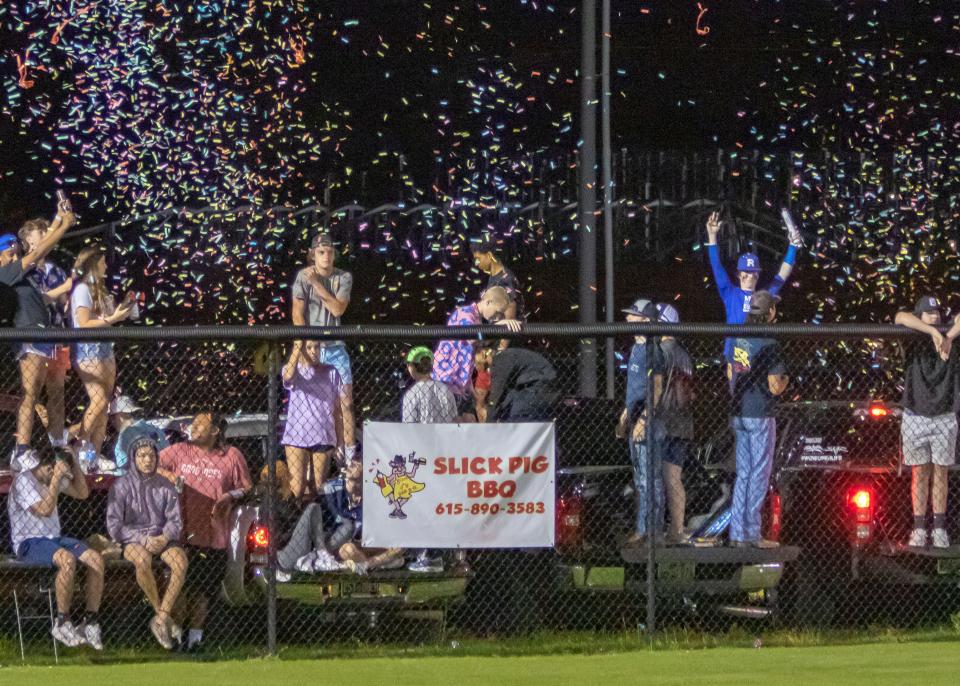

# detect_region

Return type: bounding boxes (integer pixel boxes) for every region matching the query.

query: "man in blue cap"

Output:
[705,209,802,371]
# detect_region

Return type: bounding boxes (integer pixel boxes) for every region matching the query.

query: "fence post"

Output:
[265,341,280,655]
[644,335,657,640]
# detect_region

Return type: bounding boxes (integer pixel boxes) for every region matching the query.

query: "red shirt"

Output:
[159,442,252,550]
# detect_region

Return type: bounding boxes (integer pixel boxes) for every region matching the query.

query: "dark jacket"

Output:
[106,463,182,545]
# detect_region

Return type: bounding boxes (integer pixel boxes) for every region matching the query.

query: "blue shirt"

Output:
[27,260,68,328]
[625,344,647,423]
[708,244,797,361]
[322,477,362,538]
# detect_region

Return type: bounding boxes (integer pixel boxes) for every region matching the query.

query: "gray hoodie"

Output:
[106,461,182,545]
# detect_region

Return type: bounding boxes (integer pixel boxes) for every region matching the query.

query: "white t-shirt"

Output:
[402,380,458,423]
[8,469,61,555]
[70,282,116,327]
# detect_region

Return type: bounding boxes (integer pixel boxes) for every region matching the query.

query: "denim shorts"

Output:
[73,341,115,364]
[17,536,89,567]
[317,344,352,385]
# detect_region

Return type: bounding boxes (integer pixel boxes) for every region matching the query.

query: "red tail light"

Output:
[868,404,888,418]
[846,485,876,545]
[247,523,270,552]
[555,493,583,552]
[766,490,782,543]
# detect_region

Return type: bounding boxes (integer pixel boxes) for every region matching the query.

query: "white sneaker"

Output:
[932,528,950,549]
[51,620,84,647]
[150,615,173,650]
[908,528,927,548]
[81,621,103,650]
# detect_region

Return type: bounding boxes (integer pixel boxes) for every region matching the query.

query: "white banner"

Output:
[362,421,556,549]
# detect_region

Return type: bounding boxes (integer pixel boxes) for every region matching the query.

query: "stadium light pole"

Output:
[579,0,598,399]
[601,0,615,400]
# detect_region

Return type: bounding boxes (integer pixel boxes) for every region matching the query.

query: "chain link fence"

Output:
[1,323,959,662]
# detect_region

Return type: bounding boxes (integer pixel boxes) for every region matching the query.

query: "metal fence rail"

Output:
[1,323,957,663]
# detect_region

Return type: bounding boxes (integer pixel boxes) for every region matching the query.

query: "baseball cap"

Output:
[656,303,680,324]
[622,298,659,319]
[405,346,434,364]
[737,252,761,273]
[749,290,781,316]
[0,234,18,252]
[109,395,143,415]
[311,233,334,249]
[914,295,942,316]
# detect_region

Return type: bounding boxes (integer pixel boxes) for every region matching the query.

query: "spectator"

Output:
[0,199,75,467]
[705,209,802,374]
[7,445,104,649]
[895,296,959,549]
[728,290,789,549]
[106,437,187,650]
[654,303,695,544]
[109,395,169,473]
[473,346,494,423]
[158,411,252,652]
[70,244,134,460]
[486,343,560,422]
[281,339,344,500]
[432,286,520,420]
[616,298,665,545]
[290,233,357,463]
[18,217,74,452]
[402,346,456,573]
[471,235,524,322]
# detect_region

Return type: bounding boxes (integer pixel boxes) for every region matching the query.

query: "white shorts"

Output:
[901,412,958,467]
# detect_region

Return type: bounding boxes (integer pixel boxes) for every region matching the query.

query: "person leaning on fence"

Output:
[7,444,105,649]
[894,296,960,549]
[70,244,135,463]
[281,339,344,501]
[157,411,252,652]
[727,290,789,549]
[109,394,169,473]
[106,437,187,650]
[0,198,75,470]
[432,286,521,421]
[616,298,666,545]
[291,232,358,464]
[705,209,802,376]
[484,341,559,422]
[471,234,525,324]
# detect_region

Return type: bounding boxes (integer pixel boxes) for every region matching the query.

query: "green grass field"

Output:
[3,642,960,685]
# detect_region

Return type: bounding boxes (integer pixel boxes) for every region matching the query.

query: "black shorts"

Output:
[662,438,690,468]
[184,547,227,598]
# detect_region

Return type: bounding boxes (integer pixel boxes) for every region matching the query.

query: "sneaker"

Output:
[150,615,173,650]
[344,560,369,576]
[51,620,84,647]
[408,556,444,573]
[167,621,183,646]
[908,528,927,548]
[80,621,103,650]
[932,528,950,549]
[276,570,292,583]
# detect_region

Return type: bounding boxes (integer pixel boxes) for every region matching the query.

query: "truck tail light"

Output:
[246,522,270,564]
[555,492,583,553]
[846,485,875,546]
[765,490,782,543]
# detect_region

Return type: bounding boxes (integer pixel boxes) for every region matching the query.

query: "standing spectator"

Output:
[473,346,494,423]
[471,235,524,321]
[654,303,695,544]
[705,209,802,372]
[70,244,134,460]
[290,233,357,463]
[894,296,959,549]
[728,291,789,548]
[109,395,169,473]
[281,339,344,500]
[402,346,456,573]
[7,445,104,649]
[18,218,73,451]
[432,286,520,420]
[106,437,187,649]
[616,298,665,544]
[0,199,74,467]
[486,344,560,422]
[158,411,252,652]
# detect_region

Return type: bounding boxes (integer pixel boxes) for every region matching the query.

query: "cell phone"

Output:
[55,189,72,213]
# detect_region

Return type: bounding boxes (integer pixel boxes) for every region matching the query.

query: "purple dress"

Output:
[281,363,342,449]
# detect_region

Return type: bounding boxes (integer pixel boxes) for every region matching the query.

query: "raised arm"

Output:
[21,205,75,271]
[896,310,944,353]
[705,211,734,297]
[282,341,302,383]
[769,209,803,295]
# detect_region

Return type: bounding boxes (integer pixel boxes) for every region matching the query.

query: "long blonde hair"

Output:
[72,244,110,316]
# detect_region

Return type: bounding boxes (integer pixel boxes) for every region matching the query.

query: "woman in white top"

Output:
[70,245,133,455]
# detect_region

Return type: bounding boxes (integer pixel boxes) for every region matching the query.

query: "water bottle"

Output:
[79,443,98,474]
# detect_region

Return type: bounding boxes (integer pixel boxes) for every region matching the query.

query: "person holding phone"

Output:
[70,243,134,460]
[0,196,75,468]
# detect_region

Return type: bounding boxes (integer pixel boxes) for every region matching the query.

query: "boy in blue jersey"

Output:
[705,209,803,369]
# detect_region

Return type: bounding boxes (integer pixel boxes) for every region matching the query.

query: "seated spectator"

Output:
[281,339,343,501]
[486,343,560,422]
[107,437,187,650]
[109,395,169,473]
[7,445,104,649]
[158,411,252,652]
[432,286,521,420]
